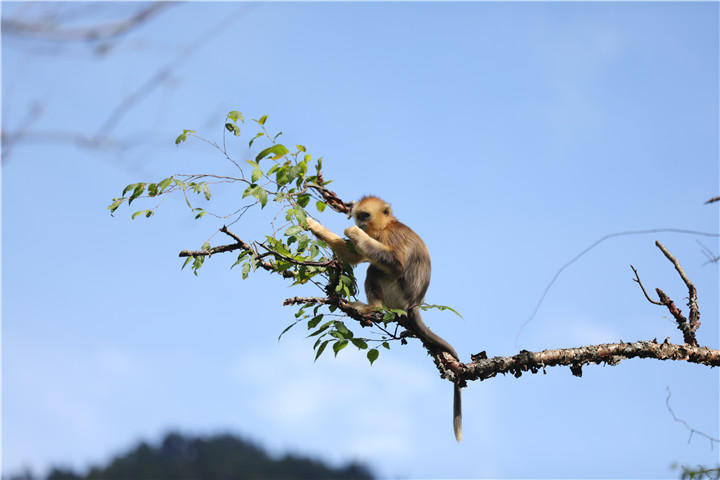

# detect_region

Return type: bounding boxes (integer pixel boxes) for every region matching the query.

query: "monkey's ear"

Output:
[346,201,355,219]
[383,204,391,216]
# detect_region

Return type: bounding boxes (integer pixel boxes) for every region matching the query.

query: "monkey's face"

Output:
[353,210,371,230]
[352,196,393,237]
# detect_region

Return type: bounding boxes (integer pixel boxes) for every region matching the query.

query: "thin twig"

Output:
[666,387,719,445]
[256,242,336,268]
[178,226,295,279]
[630,265,662,305]
[697,240,720,266]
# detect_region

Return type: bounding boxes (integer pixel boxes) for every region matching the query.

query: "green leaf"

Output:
[308,319,334,338]
[285,225,303,236]
[295,235,310,253]
[275,166,290,186]
[231,251,250,269]
[315,340,330,361]
[122,183,138,196]
[225,123,241,136]
[297,193,311,208]
[191,255,204,276]
[241,262,251,279]
[367,349,379,365]
[278,322,297,341]
[107,198,124,215]
[158,177,173,192]
[242,184,267,207]
[382,342,390,350]
[251,168,263,183]
[351,338,368,350]
[258,114,268,125]
[293,209,307,226]
[316,201,326,212]
[256,144,289,162]
[421,304,464,319]
[129,182,145,205]
[202,184,211,201]
[257,189,268,208]
[175,129,195,145]
[227,111,244,123]
[333,340,348,357]
[307,314,324,329]
[334,321,352,338]
[181,257,193,270]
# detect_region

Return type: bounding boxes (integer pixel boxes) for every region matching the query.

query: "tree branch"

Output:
[178,226,295,279]
[461,340,720,382]
[656,241,700,340]
[2,3,171,42]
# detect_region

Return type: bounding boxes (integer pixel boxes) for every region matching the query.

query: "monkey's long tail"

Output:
[407,307,463,442]
[407,307,459,359]
[454,383,462,442]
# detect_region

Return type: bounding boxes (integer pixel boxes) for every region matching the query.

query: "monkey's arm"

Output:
[344,225,403,277]
[306,217,366,265]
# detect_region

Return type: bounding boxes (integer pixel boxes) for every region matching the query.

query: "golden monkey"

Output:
[306,195,463,442]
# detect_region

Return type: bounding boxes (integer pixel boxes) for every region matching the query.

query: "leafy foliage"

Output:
[677,466,720,480]
[108,111,460,363]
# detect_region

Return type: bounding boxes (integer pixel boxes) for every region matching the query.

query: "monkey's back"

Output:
[379,220,431,308]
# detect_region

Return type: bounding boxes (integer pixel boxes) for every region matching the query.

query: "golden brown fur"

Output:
[306,195,463,442]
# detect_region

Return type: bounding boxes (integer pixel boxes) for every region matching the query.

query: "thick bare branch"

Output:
[462,339,720,383]
[655,241,700,338]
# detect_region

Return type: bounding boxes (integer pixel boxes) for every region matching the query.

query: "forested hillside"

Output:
[10,432,373,480]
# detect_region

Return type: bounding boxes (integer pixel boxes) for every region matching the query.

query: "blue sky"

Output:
[2,2,718,479]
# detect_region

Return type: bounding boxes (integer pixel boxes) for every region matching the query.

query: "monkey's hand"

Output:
[344,225,363,238]
[307,218,366,265]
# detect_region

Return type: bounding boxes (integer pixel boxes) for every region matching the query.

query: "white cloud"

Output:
[230,341,439,463]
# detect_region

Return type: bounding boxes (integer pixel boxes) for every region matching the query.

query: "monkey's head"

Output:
[351,195,395,238]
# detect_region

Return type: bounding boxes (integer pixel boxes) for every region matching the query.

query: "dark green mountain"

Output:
[40,432,373,480]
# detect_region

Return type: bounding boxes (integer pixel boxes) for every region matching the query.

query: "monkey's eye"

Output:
[356,212,370,221]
